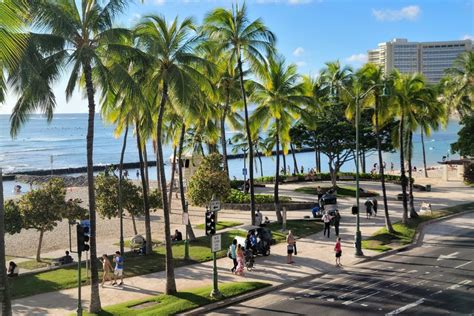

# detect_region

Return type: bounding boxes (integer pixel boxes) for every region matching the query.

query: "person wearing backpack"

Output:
[229,239,238,273]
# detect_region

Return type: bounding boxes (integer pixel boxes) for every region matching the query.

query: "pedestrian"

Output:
[286,230,295,264]
[235,244,245,276]
[229,239,238,273]
[365,199,373,219]
[334,237,342,267]
[300,165,304,174]
[372,198,378,217]
[112,251,124,286]
[373,163,378,170]
[317,186,323,205]
[124,169,128,178]
[322,211,332,238]
[334,210,341,236]
[390,162,394,173]
[255,209,263,226]
[101,254,113,287]
[136,169,140,179]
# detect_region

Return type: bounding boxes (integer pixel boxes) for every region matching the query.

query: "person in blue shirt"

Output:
[112,251,124,286]
[230,239,237,273]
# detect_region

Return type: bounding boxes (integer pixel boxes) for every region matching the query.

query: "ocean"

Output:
[0,113,461,195]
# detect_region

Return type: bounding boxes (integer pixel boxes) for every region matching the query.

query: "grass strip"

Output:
[362,202,474,252]
[295,186,379,198]
[84,281,270,316]
[195,221,242,230]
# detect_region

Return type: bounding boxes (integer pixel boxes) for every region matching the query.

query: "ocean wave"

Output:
[25,136,84,142]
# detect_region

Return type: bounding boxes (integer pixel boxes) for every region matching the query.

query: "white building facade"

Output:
[368,38,472,83]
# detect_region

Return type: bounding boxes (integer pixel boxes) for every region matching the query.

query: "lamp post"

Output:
[242,147,249,191]
[332,81,388,257]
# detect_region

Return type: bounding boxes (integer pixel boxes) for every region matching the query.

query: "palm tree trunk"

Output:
[256,149,264,178]
[178,124,196,241]
[220,97,229,178]
[168,145,177,211]
[290,143,298,174]
[274,121,283,223]
[375,100,394,233]
[421,129,428,177]
[143,144,150,189]
[156,83,176,294]
[83,62,101,313]
[0,170,12,316]
[399,115,409,224]
[36,230,44,262]
[408,131,418,218]
[118,124,129,256]
[131,215,138,235]
[361,150,366,174]
[281,142,287,175]
[238,56,256,225]
[136,123,152,255]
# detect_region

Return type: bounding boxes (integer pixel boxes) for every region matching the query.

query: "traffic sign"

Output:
[242,168,247,176]
[211,234,222,253]
[209,199,221,212]
[80,219,90,236]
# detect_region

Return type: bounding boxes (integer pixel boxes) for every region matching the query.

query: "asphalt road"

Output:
[211,213,474,315]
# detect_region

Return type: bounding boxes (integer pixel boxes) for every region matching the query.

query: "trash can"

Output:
[426,184,431,192]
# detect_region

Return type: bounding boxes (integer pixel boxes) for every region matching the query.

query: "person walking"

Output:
[229,239,238,273]
[334,210,341,237]
[136,169,140,179]
[372,198,378,217]
[112,251,124,286]
[322,211,332,238]
[316,186,323,205]
[334,237,342,267]
[286,230,296,264]
[365,199,373,219]
[235,244,245,276]
[101,254,113,287]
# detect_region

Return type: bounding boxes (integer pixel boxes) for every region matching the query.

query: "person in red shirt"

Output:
[334,237,342,267]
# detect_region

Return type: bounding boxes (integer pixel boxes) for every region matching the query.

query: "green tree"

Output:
[134,15,208,294]
[4,200,23,235]
[188,153,231,207]
[451,114,474,157]
[204,4,276,225]
[9,1,132,311]
[250,55,306,223]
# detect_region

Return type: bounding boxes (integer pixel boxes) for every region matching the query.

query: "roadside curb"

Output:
[179,272,324,315]
[354,209,474,265]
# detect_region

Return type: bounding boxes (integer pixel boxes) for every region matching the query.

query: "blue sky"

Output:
[1,0,472,114]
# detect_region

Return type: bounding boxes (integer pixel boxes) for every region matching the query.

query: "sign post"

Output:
[210,234,222,298]
[182,202,190,260]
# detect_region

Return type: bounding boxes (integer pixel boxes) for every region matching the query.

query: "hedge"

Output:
[223,189,291,204]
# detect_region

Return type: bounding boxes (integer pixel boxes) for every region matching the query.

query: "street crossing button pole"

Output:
[206,197,221,298]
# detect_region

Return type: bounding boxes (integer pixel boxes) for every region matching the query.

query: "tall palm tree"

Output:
[134,15,209,294]
[9,1,131,312]
[250,55,306,223]
[442,51,474,118]
[204,4,276,224]
[392,71,426,223]
[0,1,29,314]
[356,63,394,233]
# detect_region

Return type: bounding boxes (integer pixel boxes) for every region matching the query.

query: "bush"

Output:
[230,180,244,189]
[464,162,474,184]
[187,153,231,206]
[224,189,291,204]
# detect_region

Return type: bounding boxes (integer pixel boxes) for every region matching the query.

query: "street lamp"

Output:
[332,81,389,257]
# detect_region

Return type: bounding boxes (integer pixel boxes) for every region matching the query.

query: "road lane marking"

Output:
[385,298,425,315]
[342,291,380,306]
[447,279,472,290]
[454,261,472,269]
[437,252,459,261]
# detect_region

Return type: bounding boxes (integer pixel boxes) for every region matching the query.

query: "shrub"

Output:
[224,189,291,204]
[187,153,231,206]
[464,162,474,184]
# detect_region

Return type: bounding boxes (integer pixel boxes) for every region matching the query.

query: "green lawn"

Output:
[362,202,474,252]
[17,258,53,270]
[84,281,270,316]
[295,186,379,198]
[195,221,242,231]
[266,220,324,243]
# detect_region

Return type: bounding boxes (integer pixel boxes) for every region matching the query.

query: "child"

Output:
[334,237,342,267]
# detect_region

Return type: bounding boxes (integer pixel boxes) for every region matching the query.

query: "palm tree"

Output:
[356,63,394,233]
[250,55,306,223]
[0,1,29,313]
[134,15,209,294]
[204,4,276,224]
[9,1,131,312]
[442,51,474,118]
[392,71,426,223]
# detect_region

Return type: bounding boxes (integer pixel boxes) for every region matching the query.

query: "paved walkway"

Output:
[11,179,473,315]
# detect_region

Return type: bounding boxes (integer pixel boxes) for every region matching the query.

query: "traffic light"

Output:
[205,211,216,236]
[77,224,90,253]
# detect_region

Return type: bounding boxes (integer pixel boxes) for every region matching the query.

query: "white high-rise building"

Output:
[368,38,472,83]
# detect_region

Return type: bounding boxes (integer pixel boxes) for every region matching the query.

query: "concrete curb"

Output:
[181,209,473,315]
[354,209,474,265]
[179,273,324,315]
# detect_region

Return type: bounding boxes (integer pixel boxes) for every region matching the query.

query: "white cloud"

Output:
[151,0,166,5]
[293,47,305,57]
[295,61,307,67]
[462,34,474,41]
[288,0,313,4]
[372,5,421,22]
[345,53,368,64]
